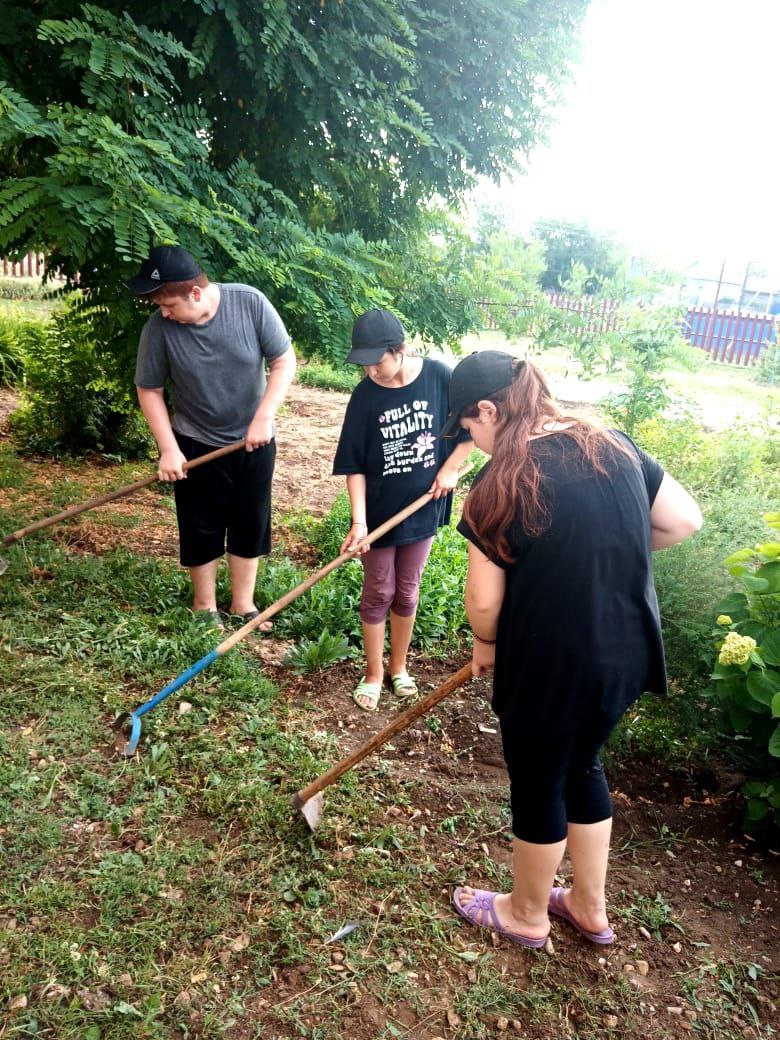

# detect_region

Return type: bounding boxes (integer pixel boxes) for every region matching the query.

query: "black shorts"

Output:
[173,432,275,568]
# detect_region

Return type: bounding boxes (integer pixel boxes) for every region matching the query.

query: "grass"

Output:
[1,402,778,1038]
[0,278,63,320]
[297,360,360,394]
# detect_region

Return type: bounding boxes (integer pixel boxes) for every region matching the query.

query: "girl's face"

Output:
[460,402,498,455]
[364,350,404,386]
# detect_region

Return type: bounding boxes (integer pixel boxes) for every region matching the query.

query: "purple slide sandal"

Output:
[452,887,549,949]
[548,887,614,944]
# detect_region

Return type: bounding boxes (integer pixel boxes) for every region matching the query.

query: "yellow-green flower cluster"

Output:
[716,614,733,626]
[718,631,756,666]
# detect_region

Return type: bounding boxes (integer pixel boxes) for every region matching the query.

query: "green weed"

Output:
[297,360,359,393]
[283,630,355,673]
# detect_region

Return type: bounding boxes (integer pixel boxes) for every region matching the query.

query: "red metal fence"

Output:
[545,292,622,334]
[1,251,50,278]
[683,306,775,366]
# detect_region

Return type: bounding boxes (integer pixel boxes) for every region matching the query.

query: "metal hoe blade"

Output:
[0,556,7,577]
[112,712,142,757]
[291,661,475,831]
[294,791,324,832]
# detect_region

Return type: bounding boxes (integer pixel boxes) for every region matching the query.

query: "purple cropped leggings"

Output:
[359,537,434,625]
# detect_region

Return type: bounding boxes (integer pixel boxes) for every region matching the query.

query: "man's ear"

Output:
[190,285,202,301]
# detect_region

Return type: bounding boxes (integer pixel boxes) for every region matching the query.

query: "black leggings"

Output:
[499,706,621,845]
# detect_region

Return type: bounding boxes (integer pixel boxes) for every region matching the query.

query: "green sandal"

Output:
[352,677,382,711]
[390,672,418,699]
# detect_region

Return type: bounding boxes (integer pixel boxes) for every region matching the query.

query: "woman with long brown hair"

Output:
[445,351,702,948]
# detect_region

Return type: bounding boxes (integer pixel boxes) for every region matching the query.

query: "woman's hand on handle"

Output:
[430,440,474,500]
[471,638,496,676]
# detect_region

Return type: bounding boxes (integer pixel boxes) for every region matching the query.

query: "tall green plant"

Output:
[601,306,692,434]
[0,310,46,385]
[711,513,780,830]
[10,297,151,457]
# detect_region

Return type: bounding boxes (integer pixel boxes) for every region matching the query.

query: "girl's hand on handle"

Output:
[340,522,370,555]
[429,465,459,500]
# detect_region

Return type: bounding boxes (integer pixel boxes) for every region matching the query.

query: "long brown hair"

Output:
[462,360,632,563]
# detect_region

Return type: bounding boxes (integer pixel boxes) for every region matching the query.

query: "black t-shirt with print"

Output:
[458,432,667,728]
[333,358,468,547]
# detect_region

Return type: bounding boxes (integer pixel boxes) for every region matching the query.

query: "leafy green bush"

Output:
[652,489,774,693]
[754,341,780,387]
[710,514,780,830]
[415,524,469,647]
[630,417,778,698]
[309,492,354,563]
[600,307,695,434]
[634,415,779,500]
[9,297,152,458]
[0,309,51,386]
[283,630,354,673]
[297,361,359,394]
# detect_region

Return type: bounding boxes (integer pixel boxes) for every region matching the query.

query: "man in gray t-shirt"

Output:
[128,245,296,625]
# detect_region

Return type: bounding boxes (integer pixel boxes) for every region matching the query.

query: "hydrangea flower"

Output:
[718,631,757,666]
[716,614,733,626]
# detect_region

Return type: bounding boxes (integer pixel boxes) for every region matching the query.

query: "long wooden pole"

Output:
[1,439,247,549]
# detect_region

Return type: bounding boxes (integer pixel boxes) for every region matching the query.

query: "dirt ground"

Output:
[1,384,778,1037]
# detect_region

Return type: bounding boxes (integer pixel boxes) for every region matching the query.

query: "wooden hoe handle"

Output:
[1,439,247,548]
[292,661,474,806]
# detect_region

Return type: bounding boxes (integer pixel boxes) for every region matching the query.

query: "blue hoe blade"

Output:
[120,649,219,756]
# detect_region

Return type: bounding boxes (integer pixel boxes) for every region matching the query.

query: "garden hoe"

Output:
[0,440,247,576]
[114,465,471,756]
[291,661,475,830]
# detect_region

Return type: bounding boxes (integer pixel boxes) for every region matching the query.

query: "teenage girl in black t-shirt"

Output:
[333,310,473,711]
[443,351,702,949]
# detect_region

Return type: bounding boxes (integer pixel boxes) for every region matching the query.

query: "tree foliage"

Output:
[0,0,588,371]
[531,218,625,294]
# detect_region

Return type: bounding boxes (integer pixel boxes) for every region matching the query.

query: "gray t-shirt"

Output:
[134,283,291,445]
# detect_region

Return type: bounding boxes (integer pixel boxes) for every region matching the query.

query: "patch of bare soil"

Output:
[0,387,17,432]
[275,383,347,518]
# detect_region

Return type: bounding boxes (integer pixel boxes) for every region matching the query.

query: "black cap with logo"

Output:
[126,245,202,295]
[346,309,406,365]
[441,351,523,437]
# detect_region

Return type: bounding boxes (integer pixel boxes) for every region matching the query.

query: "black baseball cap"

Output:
[125,245,202,295]
[441,351,522,437]
[346,309,406,365]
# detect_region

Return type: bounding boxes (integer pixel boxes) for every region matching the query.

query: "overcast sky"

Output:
[479,0,780,277]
